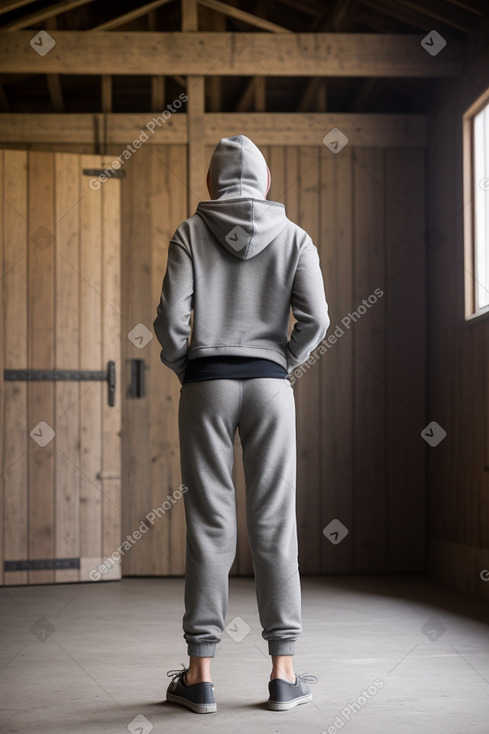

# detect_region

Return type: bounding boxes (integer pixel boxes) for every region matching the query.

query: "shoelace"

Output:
[167,664,188,683]
[297,672,318,685]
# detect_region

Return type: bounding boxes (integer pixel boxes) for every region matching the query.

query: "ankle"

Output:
[186,656,212,684]
[270,654,295,683]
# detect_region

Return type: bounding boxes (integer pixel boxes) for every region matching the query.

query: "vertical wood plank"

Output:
[184,0,205,214]
[2,150,28,585]
[28,151,55,584]
[0,151,3,586]
[101,165,122,579]
[54,152,81,582]
[119,146,153,576]
[79,154,103,580]
[352,148,387,573]
[319,144,354,573]
[187,76,206,212]
[385,148,426,571]
[149,145,171,576]
[167,144,190,575]
[295,146,322,573]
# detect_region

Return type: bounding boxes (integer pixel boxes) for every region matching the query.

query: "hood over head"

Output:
[196,135,287,261]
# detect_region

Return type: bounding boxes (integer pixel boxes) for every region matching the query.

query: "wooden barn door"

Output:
[0,150,122,585]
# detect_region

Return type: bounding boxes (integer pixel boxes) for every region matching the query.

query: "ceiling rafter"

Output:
[196,0,292,33]
[45,16,63,112]
[299,0,359,110]
[0,0,39,18]
[443,0,483,14]
[91,0,176,31]
[362,0,441,32]
[276,0,325,18]
[396,0,474,33]
[1,0,97,30]
[311,0,360,32]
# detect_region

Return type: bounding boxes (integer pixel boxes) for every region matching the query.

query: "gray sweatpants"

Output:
[178,377,302,658]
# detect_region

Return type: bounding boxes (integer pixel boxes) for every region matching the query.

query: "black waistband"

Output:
[183,355,288,383]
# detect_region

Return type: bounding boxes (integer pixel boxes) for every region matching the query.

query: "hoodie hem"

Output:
[188,346,287,370]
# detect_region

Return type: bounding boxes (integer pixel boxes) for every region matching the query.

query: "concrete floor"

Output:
[1,575,488,733]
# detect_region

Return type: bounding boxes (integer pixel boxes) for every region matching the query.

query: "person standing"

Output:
[153,135,329,713]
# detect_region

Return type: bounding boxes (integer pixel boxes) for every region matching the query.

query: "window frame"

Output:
[463,87,489,321]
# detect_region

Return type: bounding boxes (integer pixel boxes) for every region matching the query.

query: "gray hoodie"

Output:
[153,135,330,384]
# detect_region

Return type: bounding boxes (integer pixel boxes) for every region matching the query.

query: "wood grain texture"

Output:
[319,144,354,573]
[101,163,122,579]
[0,152,3,586]
[295,146,323,573]
[385,148,426,571]
[54,152,81,583]
[426,46,489,599]
[352,148,387,573]
[2,150,28,585]
[0,113,427,147]
[28,151,55,584]
[79,155,104,579]
[0,32,463,76]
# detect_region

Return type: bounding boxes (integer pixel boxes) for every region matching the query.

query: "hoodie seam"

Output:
[197,199,284,208]
[190,345,286,356]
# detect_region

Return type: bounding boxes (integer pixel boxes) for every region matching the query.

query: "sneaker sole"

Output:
[167,692,217,714]
[268,692,312,711]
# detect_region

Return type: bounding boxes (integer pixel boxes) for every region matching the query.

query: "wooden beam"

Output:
[151,76,165,110]
[0,0,49,18]
[0,112,428,147]
[187,77,206,210]
[205,112,428,146]
[182,0,198,30]
[312,0,360,32]
[444,0,483,15]
[254,76,266,111]
[101,74,112,113]
[0,32,464,76]
[363,0,434,32]
[275,0,324,17]
[0,113,187,143]
[297,77,326,112]
[197,0,291,33]
[45,18,63,113]
[184,0,206,210]
[2,0,97,30]
[46,73,64,111]
[91,0,175,32]
[0,85,9,111]
[350,78,381,112]
[235,77,255,112]
[200,3,226,111]
[396,0,473,33]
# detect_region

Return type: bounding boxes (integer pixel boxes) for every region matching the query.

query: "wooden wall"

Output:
[0,150,122,585]
[0,136,427,579]
[119,140,426,577]
[426,46,489,600]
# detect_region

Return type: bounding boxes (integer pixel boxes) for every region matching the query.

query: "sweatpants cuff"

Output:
[187,642,217,658]
[268,639,297,656]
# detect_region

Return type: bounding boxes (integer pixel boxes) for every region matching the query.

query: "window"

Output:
[464,90,489,319]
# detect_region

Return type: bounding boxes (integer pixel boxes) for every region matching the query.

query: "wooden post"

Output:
[183,0,206,212]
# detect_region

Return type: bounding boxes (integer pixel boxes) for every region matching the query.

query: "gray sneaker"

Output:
[268,673,318,711]
[166,665,217,714]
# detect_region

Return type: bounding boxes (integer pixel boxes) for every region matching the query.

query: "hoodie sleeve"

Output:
[285,236,330,372]
[153,235,194,384]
